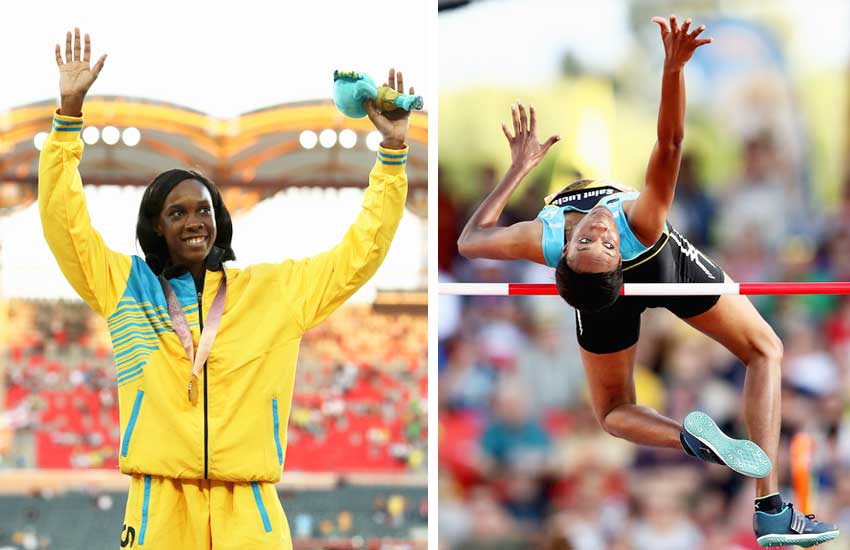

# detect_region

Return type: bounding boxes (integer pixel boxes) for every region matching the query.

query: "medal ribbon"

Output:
[160,273,226,404]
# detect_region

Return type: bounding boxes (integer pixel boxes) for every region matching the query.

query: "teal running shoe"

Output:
[754,503,839,547]
[681,411,772,478]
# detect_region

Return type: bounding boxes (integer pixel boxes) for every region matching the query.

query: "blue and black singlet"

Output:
[538,180,725,354]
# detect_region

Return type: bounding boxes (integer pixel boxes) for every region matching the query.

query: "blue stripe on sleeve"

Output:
[52,118,83,126]
[117,370,143,387]
[113,343,159,361]
[116,364,145,384]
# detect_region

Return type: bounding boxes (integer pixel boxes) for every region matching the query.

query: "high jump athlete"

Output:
[457,16,837,548]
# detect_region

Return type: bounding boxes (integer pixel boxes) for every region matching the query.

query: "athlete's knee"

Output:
[747,327,784,368]
[597,412,616,436]
[588,402,615,435]
[598,405,627,438]
[599,417,622,438]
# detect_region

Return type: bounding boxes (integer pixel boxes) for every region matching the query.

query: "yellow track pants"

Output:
[120,475,291,549]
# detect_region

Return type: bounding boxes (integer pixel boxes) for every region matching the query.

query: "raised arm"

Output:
[457,102,560,264]
[39,29,130,317]
[56,28,107,117]
[282,69,411,331]
[629,16,711,243]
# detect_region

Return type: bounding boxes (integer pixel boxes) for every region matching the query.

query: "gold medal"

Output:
[188,377,198,404]
[161,274,225,409]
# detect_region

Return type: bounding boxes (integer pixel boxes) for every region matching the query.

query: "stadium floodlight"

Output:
[122,127,141,147]
[338,129,357,149]
[102,126,120,145]
[366,130,382,152]
[33,132,48,151]
[299,130,318,149]
[82,126,100,145]
[319,129,337,148]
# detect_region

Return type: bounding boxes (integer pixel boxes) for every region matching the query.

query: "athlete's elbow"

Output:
[657,136,683,153]
[457,240,473,259]
[457,237,481,259]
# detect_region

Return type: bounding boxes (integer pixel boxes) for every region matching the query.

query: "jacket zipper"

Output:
[198,290,208,479]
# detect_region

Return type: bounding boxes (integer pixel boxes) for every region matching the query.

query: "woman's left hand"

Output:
[651,15,712,70]
[364,68,411,150]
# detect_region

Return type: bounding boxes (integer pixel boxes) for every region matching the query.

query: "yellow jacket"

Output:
[39,112,408,482]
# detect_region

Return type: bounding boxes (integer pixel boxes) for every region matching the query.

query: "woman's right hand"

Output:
[502,101,560,173]
[651,16,711,71]
[55,28,107,117]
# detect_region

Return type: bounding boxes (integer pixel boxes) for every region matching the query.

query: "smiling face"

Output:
[155,179,217,278]
[564,206,621,273]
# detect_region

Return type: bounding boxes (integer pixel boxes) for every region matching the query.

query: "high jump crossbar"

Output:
[438,282,850,297]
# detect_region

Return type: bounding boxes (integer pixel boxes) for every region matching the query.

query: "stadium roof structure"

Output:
[0,98,428,300]
[0,97,427,212]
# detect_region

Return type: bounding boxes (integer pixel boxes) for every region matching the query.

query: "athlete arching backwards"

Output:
[457,15,838,548]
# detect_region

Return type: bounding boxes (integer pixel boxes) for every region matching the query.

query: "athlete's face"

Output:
[156,179,217,275]
[564,206,621,273]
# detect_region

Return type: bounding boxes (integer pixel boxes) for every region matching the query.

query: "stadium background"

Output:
[438,1,850,549]
[0,2,428,549]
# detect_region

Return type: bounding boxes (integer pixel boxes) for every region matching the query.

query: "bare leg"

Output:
[683,291,783,497]
[581,343,682,449]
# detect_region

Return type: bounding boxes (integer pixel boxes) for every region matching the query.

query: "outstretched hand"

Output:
[364,68,411,150]
[55,28,106,117]
[651,15,711,69]
[502,101,560,173]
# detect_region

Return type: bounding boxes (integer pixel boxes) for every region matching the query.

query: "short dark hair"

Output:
[136,169,235,275]
[554,255,623,312]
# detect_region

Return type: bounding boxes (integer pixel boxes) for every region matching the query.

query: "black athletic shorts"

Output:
[575,224,725,354]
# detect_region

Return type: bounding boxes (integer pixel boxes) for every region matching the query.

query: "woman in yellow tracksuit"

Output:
[40,29,412,549]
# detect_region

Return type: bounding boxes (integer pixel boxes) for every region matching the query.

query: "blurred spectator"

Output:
[631,474,704,550]
[515,311,586,414]
[667,153,717,248]
[716,133,801,254]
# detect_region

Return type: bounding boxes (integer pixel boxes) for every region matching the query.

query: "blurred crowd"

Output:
[0,484,427,550]
[2,301,427,473]
[438,136,850,549]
